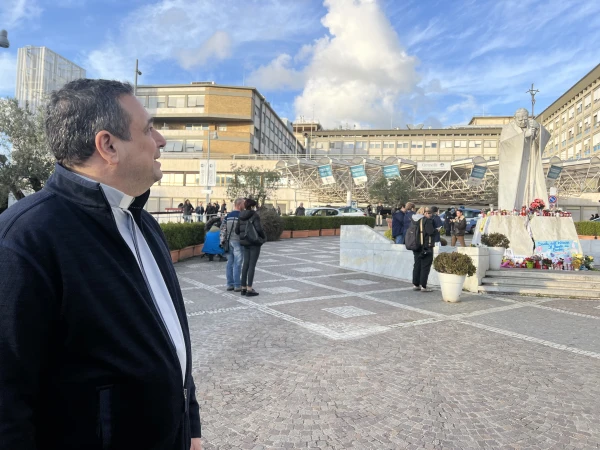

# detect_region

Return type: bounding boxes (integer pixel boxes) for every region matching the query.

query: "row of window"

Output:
[311,140,498,150]
[158,123,228,131]
[137,95,205,109]
[159,173,235,187]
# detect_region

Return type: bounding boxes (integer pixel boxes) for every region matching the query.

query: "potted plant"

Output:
[542,257,552,269]
[433,252,476,303]
[480,232,510,270]
[524,257,534,269]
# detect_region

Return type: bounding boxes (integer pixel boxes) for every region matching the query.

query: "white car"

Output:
[304,207,340,217]
[337,207,366,217]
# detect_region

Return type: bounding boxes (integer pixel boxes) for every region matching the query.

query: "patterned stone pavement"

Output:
[178,236,600,449]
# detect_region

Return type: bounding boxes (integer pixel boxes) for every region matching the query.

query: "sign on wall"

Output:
[467,165,487,186]
[318,164,335,185]
[547,165,563,180]
[350,164,368,184]
[417,161,451,172]
[383,165,400,179]
[534,240,579,258]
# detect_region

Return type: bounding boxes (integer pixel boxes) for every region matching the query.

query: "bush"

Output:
[433,252,476,276]
[481,232,510,248]
[258,208,284,242]
[281,215,376,230]
[575,221,600,236]
[160,222,205,251]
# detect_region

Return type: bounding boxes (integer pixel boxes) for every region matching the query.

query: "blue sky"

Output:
[2,0,600,129]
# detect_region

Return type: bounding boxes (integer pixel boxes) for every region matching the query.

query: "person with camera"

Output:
[451,208,467,247]
[411,207,436,292]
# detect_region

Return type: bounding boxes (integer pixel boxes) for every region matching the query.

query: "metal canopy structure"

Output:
[276,156,600,205]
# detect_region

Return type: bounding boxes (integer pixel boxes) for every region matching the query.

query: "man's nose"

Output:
[154,129,167,147]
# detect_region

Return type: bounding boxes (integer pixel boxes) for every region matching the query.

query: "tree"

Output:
[225,164,281,207]
[0,98,54,200]
[368,175,415,207]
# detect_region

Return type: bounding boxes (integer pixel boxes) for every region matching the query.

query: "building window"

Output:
[148,96,166,108]
[577,101,582,114]
[187,95,205,107]
[167,95,185,108]
[483,140,497,148]
[469,141,482,148]
[411,141,423,148]
[185,140,203,152]
[254,105,260,117]
[160,173,184,186]
[454,140,467,148]
[383,141,395,148]
[255,127,260,138]
[397,141,409,148]
[343,141,355,150]
[136,96,147,107]
[440,141,452,148]
[185,123,209,130]
[369,141,381,149]
[218,123,227,131]
[425,141,437,148]
[185,174,200,186]
[163,140,184,152]
[355,141,367,149]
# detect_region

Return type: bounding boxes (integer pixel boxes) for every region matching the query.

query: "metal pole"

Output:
[205,131,211,210]
[134,59,139,95]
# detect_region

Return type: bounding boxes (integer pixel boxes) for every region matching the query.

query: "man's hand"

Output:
[191,437,202,450]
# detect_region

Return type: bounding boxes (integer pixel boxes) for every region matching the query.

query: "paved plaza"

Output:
[178,236,600,449]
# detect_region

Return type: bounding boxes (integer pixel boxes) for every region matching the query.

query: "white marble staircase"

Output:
[479,269,600,299]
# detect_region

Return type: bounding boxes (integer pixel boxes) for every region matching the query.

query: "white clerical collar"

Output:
[72,172,135,210]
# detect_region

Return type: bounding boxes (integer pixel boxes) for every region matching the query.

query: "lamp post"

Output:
[204,130,218,212]
[0,30,9,49]
[134,59,142,95]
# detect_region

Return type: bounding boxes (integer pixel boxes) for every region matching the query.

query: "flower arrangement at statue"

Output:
[541,258,552,269]
[529,198,545,211]
[584,255,594,269]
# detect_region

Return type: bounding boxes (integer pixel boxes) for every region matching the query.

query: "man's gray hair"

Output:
[234,198,245,209]
[45,79,134,166]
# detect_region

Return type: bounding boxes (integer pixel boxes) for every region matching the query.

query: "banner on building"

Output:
[350,164,368,184]
[318,164,335,185]
[416,161,451,172]
[383,165,400,179]
[547,165,563,180]
[199,160,217,187]
[467,165,487,186]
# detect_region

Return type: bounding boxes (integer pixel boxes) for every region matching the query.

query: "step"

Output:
[486,269,600,282]
[481,276,600,290]
[478,284,599,299]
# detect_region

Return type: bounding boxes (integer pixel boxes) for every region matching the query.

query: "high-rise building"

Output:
[15,46,86,111]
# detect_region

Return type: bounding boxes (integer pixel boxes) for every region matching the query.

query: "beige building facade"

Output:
[537,63,600,160]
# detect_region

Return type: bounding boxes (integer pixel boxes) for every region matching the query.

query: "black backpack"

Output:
[404,218,422,251]
[240,216,265,246]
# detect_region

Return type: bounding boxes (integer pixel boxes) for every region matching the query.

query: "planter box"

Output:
[179,246,194,261]
[307,230,320,237]
[170,250,180,263]
[193,244,204,257]
[334,228,341,236]
[293,230,309,238]
[578,235,598,240]
[320,229,335,236]
[280,230,292,239]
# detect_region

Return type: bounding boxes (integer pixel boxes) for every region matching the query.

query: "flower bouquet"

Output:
[529,198,545,213]
[524,257,535,269]
[541,258,552,269]
[584,255,594,269]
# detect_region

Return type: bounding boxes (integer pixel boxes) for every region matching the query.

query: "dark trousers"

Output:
[412,249,433,288]
[241,245,262,287]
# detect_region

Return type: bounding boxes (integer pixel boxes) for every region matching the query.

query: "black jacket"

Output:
[412,214,436,251]
[391,210,405,237]
[376,205,383,215]
[235,210,266,246]
[0,164,200,450]
[295,206,305,216]
[182,203,194,215]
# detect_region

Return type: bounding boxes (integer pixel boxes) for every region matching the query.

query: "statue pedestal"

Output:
[473,215,582,258]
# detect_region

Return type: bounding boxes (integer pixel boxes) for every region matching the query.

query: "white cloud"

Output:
[249,0,419,128]
[0,52,18,97]
[1,0,42,29]
[84,0,320,82]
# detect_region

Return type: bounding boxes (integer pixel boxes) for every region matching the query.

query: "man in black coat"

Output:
[0,80,202,450]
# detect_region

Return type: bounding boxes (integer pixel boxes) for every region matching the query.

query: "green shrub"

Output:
[481,232,510,248]
[282,216,296,231]
[160,222,205,250]
[258,208,284,241]
[281,215,375,230]
[433,252,476,276]
[383,229,393,241]
[575,221,600,236]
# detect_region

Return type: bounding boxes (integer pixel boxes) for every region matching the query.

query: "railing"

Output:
[148,211,224,224]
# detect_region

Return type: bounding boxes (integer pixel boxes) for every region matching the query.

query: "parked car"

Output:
[304,207,340,217]
[337,207,366,216]
[439,208,482,234]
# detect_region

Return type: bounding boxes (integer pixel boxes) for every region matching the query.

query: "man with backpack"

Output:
[404,207,436,292]
[220,198,244,292]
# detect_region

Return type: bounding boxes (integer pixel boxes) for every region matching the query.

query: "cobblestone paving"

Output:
[178,237,600,449]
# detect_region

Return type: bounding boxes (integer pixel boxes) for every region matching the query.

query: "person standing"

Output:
[277,205,281,216]
[236,198,266,297]
[444,208,454,237]
[220,200,227,216]
[430,206,444,244]
[451,208,467,247]
[182,199,194,223]
[0,79,202,449]
[295,202,306,216]
[196,202,205,222]
[392,203,406,244]
[411,207,436,292]
[221,198,244,292]
[366,203,373,217]
[403,202,415,237]
[376,202,383,226]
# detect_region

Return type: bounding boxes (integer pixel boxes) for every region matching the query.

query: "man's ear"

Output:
[95,130,120,165]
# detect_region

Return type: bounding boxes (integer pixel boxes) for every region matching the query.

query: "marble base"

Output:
[473,215,582,257]
[340,225,488,292]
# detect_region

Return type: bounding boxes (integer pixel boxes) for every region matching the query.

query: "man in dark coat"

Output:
[391,203,406,244]
[295,202,306,216]
[0,79,202,450]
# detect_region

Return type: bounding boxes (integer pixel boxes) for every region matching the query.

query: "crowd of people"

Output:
[177,199,228,222]
[589,213,599,220]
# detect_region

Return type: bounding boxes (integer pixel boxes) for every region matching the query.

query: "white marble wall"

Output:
[340,225,488,292]
[579,239,600,263]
